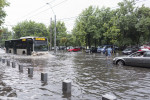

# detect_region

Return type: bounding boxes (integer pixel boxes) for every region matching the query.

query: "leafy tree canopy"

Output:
[12,20,48,39]
[0,0,9,26]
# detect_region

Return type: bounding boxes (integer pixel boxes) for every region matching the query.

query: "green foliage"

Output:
[135,5,150,42]
[72,0,150,48]
[103,16,120,45]
[0,27,12,46]
[12,20,48,39]
[0,0,9,26]
[48,20,67,47]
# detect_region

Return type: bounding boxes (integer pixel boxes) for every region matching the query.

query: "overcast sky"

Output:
[3,0,150,32]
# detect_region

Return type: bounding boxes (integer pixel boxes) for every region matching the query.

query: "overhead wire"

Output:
[23,0,68,21]
[9,0,56,24]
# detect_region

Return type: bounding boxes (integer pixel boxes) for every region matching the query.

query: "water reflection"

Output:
[62,93,71,100]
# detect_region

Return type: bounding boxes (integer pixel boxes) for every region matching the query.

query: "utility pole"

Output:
[46,3,57,54]
[50,18,52,51]
[54,15,57,54]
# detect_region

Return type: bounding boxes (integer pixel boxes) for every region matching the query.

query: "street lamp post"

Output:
[47,3,57,54]
[49,18,52,51]
[54,15,57,54]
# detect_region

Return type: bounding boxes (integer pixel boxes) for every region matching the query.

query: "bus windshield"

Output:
[34,40,48,51]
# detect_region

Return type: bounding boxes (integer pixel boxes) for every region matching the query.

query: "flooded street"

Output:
[0,50,150,100]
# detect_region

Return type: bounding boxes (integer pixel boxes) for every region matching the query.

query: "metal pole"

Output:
[54,15,57,54]
[50,18,52,51]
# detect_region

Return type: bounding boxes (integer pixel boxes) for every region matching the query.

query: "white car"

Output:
[113,51,150,67]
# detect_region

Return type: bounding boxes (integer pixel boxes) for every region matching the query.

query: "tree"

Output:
[48,20,67,47]
[0,0,9,26]
[135,5,150,44]
[96,7,115,45]
[116,0,138,47]
[12,20,48,39]
[0,27,12,47]
[103,16,120,45]
[73,6,98,48]
[73,6,115,48]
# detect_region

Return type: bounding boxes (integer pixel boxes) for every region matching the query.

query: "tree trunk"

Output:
[88,34,91,48]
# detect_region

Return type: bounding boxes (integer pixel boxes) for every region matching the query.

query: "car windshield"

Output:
[98,46,103,48]
[130,51,145,57]
[102,46,106,49]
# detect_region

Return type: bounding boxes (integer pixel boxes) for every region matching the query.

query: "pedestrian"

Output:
[106,46,112,59]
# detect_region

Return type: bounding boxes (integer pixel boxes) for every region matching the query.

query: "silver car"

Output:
[113,51,150,67]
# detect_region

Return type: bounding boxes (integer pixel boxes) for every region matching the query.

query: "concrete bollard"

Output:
[19,65,23,72]
[28,68,33,77]
[62,80,71,94]
[7,60,10,66]
[41,73,48,82]
[2,59,5,63]
[12,62,16,68]
[102,93,117,100]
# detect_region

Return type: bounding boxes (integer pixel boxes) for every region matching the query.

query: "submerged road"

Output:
[0,50,150,99]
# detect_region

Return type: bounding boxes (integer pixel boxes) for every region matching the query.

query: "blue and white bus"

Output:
[5,37,49,55]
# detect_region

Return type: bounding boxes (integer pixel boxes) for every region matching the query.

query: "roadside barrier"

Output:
[2,59,5,63]
[12,62,16,68]
[62,80,71,94]
[7,60,10,66]
[41,73,48,83]
[19,65,23,72]
[28,68,33,77]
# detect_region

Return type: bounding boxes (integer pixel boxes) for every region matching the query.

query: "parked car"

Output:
[85,47,97,53]
[138,48,150,51]
[97,46,103,53]
[101,45,117,53]
[67,48,80,52]
[85,49,91,53]
[113,51,150,67]
[91,47,97,53]
[58,46,66,50]
[122,47,138,55]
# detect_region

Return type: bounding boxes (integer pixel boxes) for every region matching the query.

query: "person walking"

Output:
[107,46,112,59]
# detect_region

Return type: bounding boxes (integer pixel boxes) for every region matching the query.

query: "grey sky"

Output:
[3,0,150,31]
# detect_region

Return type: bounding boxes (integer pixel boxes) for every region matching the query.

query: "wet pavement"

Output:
[0,50,150,100]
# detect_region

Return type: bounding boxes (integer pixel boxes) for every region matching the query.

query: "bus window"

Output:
[34,40,48,51]
[5,37,48,55]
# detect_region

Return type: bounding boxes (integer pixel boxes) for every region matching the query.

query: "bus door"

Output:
[5,41,9,53]
[27,39,33,55]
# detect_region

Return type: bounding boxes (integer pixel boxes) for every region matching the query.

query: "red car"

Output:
[67,48,80,52]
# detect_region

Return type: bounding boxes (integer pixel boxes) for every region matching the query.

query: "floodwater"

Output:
[0,49,150,100]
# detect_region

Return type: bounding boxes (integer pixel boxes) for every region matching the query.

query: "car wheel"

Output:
[117,60,124,66]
